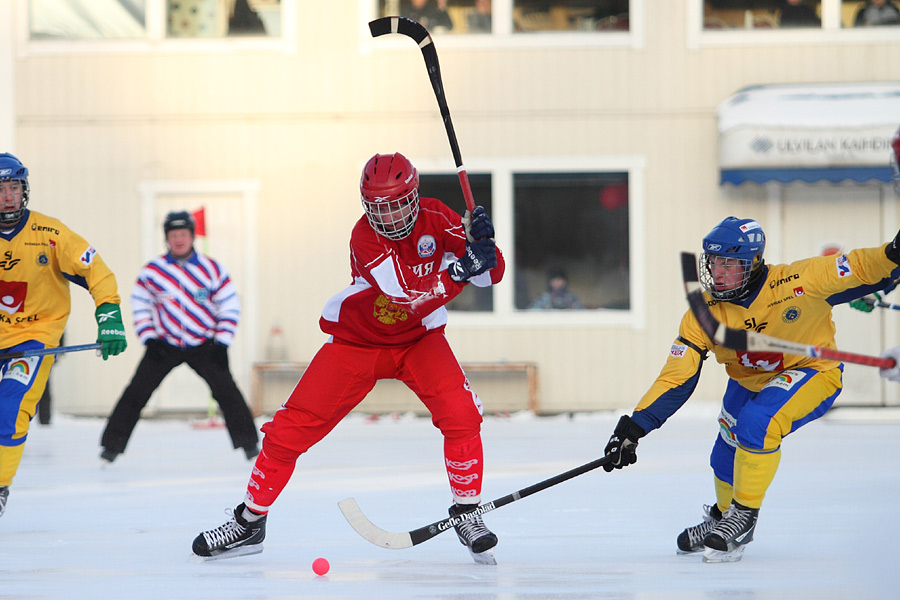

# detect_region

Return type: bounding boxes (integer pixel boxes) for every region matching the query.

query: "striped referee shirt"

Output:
[132,251,240,348]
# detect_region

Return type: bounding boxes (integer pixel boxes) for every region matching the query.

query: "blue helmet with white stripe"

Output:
[0,153,29,225]
[700,217,766,302]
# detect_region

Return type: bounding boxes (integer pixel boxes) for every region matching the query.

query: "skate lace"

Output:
[711,506,752,541]
[202,510,247,547]
[455,513,491,544]
[685,505,719,548]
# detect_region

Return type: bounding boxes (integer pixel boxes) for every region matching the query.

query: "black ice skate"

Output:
[449,503,498,565]
[192,503,267,560]
[676,503,722,554]
[702,502,758,563]
[0,486,8,517]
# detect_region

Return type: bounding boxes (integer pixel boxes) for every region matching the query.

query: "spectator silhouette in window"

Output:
[529,267,583,310]
[779,0,820,27]
[854,0,900,26]
[404,0,454,32]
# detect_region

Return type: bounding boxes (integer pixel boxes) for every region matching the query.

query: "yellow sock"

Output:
[714,476,733,514]
[733,446,781,509]
[0,444,26,487]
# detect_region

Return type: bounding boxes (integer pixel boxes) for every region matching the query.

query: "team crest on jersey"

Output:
[194,288,209,303]
[782,306,801,323]
[0,281,27,314]
[80,245,97,266]
[373,294,409,325]
[416,235,436,258]
[35,252,49,267]
[835,254,852,278]
[4,356,38,385]
[763,369,807,391]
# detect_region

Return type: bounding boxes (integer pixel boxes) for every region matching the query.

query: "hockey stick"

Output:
[859,297,900,312]
[680,252,896,369]
[0,342,101,362]
[369,16,476,214]
[338,454,613,549]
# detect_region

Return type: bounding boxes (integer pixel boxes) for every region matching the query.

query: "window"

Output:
[28,0,285,42]
[415,157,643,324]
[374,0,639,44]
[691,0,899,46]
[514,173,629,311]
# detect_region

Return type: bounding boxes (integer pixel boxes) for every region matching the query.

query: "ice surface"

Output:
[1,405,898,599]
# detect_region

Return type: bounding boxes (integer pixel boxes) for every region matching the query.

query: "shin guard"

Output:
[444,435,483,503]
[244,449,297,513]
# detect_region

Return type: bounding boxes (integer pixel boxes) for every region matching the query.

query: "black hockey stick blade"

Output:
[368,16,476,212]
[339,454,614,549]
[680,252,895,369]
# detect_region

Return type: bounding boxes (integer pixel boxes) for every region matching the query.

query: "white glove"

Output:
[879,347,900,382]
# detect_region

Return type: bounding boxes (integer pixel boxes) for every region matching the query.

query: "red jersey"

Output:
[320,196,505,347]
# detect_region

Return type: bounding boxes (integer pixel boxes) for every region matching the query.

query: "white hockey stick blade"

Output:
[338,498,413,549]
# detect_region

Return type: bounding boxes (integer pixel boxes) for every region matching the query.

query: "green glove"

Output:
[849,292,881,313]
[95,302,127,360]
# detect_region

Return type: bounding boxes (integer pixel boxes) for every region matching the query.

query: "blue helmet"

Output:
[0,153,29,225]
[699,216,766,301]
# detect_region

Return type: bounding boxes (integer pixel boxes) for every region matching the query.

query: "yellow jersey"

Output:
[0,210,120,349]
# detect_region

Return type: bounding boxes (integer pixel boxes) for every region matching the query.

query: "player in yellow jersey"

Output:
[601,215,900,563]
[0,153,127,517]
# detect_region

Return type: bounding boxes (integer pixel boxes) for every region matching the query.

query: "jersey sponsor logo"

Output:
[373,294,409,325]
[793,286,804,296]
[0,281,27,314]
[737,351,783,372]
[717,407,738,448]
[31,224,60,235]
[835,254,852,278]
[80,246,97,266]
[0,251,21,271]
[768,273,799,289]
[781,306,801,323]
[670,343,688,358]
[36,252,49,267]
[762,369,807,391]
[194,288,209,303]
[416,235,436,258]
[4,356,38,385]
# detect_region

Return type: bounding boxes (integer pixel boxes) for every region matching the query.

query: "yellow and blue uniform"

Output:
[0,209,120,486]
[631,244,900,511]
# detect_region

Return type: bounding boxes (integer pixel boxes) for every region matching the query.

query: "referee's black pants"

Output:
[101,342,259,454]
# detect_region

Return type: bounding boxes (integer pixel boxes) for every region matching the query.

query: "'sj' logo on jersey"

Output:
[0,281,27,314]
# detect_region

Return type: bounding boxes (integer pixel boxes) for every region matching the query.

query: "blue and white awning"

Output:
[717,82,900,185]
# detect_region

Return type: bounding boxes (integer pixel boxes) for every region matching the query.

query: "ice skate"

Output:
[449,503,498,565]
[192,503,266,560]
[0,486,8,517]
[702,502,758,563]
[676,503,722,554]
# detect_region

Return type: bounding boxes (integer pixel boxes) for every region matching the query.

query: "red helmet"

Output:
[360,153,420,240]
[891,124,900,196]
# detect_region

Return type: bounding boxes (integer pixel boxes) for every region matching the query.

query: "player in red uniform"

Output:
[192,153,505,563]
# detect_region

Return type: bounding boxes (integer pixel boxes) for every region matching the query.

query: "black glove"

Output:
[603,414,645,472]
[448,239,497,283]
[886,229,900,264]
[466,206,494,241]
[145,338,170,361]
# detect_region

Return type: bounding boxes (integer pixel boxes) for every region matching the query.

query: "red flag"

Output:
[191,207,206,237]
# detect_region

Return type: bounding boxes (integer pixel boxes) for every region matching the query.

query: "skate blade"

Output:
[702,546,745,563]
[193,544,264,562]
[676,547,702,555]
[468,548,497,565]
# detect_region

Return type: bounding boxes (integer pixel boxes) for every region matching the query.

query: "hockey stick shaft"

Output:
[369,16,476,213]
[681,252,895,369]
[0,342,101,362]
[872,300,900,312]
[339,454,614,549]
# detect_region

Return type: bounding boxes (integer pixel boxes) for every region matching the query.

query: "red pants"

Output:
[244,332,485,512]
